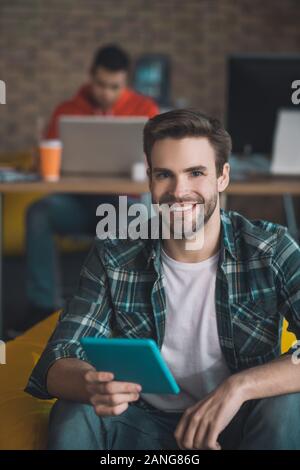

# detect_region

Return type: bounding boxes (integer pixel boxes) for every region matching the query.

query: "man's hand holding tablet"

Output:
[81,337,180,417]
[84,370,142,417]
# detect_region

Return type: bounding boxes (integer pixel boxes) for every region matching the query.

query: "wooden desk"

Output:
[0,176,149,195]
[224,176,300,246]
[0,174,299,338]
[1,175,299,195]
[226,176,300,196]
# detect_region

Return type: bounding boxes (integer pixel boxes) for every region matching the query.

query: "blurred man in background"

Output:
[45,44,158,137]
[12,45,158,336]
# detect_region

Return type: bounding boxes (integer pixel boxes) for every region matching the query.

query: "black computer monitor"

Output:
[226,55,300,156]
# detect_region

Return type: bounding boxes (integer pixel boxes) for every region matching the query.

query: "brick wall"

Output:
[0,0,300,153]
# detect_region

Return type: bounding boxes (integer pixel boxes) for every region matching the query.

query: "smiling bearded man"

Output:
[26,109,300,451]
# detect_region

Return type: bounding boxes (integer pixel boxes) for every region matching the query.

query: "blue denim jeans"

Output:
[25,193,136,310]
[47,392,300,450]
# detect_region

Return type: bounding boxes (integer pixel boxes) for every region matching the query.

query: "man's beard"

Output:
[156,192,218,240]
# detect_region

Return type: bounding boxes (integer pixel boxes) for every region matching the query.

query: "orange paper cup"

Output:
[39,140,62,181]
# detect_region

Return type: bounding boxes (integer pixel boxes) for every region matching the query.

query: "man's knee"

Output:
[47,399,102,450]
[243,392,300,449]
[255,392,300,427]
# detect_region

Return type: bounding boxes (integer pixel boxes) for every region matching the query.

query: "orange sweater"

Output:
[45,84,159,139]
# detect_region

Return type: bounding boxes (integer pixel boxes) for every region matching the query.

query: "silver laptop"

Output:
[59,116,148,176]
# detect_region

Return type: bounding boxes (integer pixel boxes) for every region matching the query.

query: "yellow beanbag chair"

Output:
[0,312,59,450]
[0,313,296,450]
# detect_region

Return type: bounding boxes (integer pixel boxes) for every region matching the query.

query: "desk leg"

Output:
[0,193,3,339]
[283,193,299,243]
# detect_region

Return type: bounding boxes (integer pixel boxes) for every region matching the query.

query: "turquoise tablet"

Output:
[80,337,180,394]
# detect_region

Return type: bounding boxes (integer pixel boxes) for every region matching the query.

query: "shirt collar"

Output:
[146,209,237,269]
[220,209,237,261]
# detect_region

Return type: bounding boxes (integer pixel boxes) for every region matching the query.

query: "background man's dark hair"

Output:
[143,109,232,176]
[90,44,130,74]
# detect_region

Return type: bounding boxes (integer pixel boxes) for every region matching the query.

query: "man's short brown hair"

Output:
[143,108,232,176]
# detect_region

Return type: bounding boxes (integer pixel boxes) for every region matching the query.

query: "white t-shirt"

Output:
[141,247,231,412]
